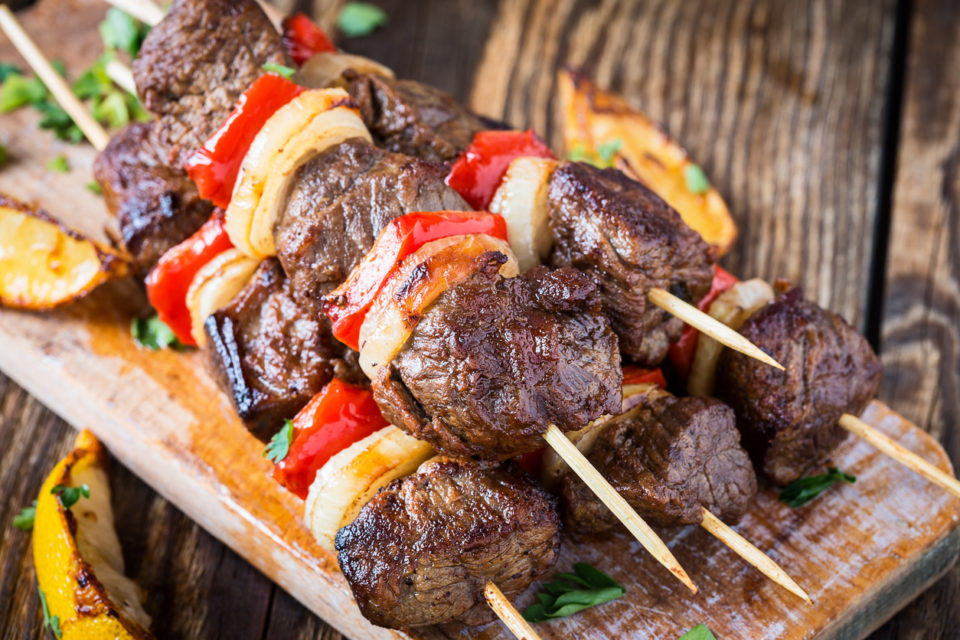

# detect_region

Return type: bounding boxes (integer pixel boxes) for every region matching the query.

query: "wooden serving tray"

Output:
[2,1,959,638]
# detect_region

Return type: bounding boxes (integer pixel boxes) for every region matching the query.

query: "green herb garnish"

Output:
[0,141,7,168]
[0,73,47,112]
[264,420,294,463]
[779,467,855,508]
[677,624,717,640]
[596,138,623,166]
[523,562,624,622]
[99,8,151,58]
[683,164,710,195]
[86,181,103,195]
[51,483,90,510]
[131,314,185,351]
[262,62,297,79]
[567,140,622,169]
[337,2,388,38]
[46,154,70,173]
[0,63,22,82]
[39,587,62,638]
[35,101,84,143]
[13,500,37,531]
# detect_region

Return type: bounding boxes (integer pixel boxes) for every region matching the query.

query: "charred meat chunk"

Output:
[547,161,714,366]
[274,137,468,304]
[204,259,363,441]
[93,122,212,274]
[562,394,756,533]
[336,459,561,629]
[133,0,288,166]
[374,260,622,460]
[345,71,492,164]
[716,286,882,485]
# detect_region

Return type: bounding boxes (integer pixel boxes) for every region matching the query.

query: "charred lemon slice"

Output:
[0,195,128,310]
[33,430,153,639]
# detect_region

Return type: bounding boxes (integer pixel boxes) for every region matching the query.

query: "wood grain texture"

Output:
[871,0,960,637]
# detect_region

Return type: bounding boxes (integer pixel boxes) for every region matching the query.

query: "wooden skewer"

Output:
[648,287,784,371]
[839,413,960,500]
[105,59,137,95]
[543,425,698,593]
[0,6,110,151]
[484,582,543,640]
[104,0,164,26]
[699,508,811,603]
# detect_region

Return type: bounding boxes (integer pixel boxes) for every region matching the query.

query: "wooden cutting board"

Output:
[1,1,958,638]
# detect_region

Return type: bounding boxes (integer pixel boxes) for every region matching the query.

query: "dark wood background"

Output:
[1,0,958,638]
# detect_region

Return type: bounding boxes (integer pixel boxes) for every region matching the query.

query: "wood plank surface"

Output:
[1,0,958,639]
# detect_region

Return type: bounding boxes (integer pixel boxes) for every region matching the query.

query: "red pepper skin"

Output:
[145,212,234,346]
[184,74,304,209]
[666,265,740,379]
[516,448,545,477]
[622,366,667,389]
[445,130,555,210]
[273,378,389,499]
[282,13,337,66]
[322,211,509,350]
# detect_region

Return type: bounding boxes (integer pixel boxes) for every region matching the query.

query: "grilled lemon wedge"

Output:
[33,430,153,639]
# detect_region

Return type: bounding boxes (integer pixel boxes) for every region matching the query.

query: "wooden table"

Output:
[0,0,957,638]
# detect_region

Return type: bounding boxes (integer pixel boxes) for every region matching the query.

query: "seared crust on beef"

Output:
[133,0,288,166]
[336,459,561,628]
[374,260,622,461]
[716,287,882,485]
[562,394,756,532]
[275,138,468,304]
[204,259,363,441]
[93,122,212,274]
[547,161,714,366]
[344,71,491,164]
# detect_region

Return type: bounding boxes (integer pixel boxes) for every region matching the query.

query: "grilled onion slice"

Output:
[184,249,260,347]
[225,88,371,259]
[357,233,518,379]
[687,278,775,397]
[305,426,434,551]
[488,156,557,272]
[297,52,394,89]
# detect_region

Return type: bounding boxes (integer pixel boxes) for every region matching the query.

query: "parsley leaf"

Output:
[86,181,103,195]
[779,467,855,508]
[567,141,621,169]
[13,500,37,531]
[131,314,185,351]
[93,91,131,129]
[0,141,7,168]
[683,164,710,195]
[0,73,47,112]
[264,420,294,463]
[337,2,388,38]
[0,63,22,82]
[100,8,151,58]
[73,54,114,100]
[523,563,624,622]
[35,101,84,143]
[39,587,62,637]
[46,154,70,173]
[51,483,90,510]
[596,138,623,166]
[262,62,297,79]
[677,624,717,640]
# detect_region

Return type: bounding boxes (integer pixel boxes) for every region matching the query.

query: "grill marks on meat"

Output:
[275,138,468,304]
[336,459,560,629]
[562,394,756,533]
[204,259,363,441]
[93,122,213,273]
[716,287,882,485]
[374,260,622,460]
[547,161,714,366]
[133,0,288,167]
[345,71,492,164]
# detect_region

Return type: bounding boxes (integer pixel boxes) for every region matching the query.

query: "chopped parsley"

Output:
[337,2,388,38]
[13,500,37,531]
[264,420,294,463]
[0,141,6,168]
[131,314,185,351]
[262,62,297,79]
[46,154,70,173]
[86,181,103,195]
[677,624,717,640]
[683,164,710,195]
[779,467,856,508]
[51,483,90,510]
[99,8,152,58]
[567,139,622,169]
[523,562,624,622]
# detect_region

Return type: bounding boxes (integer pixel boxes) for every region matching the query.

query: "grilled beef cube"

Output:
[204,259,362,441]
[133,0,288,167]
[344,71,492,164]
[562,394,756,533]
[275,138,468,304]
[93,123,213,274]
[336,459,561,629]
[716,286,882,485]
[374,259,622,461]
[547,161,715,367]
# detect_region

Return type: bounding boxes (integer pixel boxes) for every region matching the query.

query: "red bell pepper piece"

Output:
[282,13,337,66]
[145,212,234,346]
[321,210,509,350]
[622,366,667,389]
[445,130,555,210]
[184,74,304,209]
[516,448,545,476]
[273,378,389,499]
[666,265,740,379]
